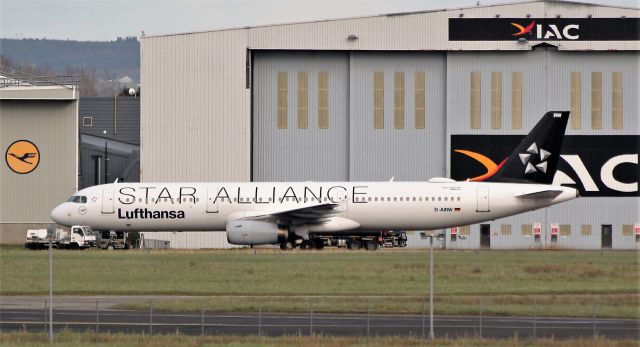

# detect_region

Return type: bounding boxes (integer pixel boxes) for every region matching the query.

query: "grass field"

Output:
[1,331,637,347]
[1,247,638,317]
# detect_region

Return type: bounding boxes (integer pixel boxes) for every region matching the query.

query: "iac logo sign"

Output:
[511,20,580,40]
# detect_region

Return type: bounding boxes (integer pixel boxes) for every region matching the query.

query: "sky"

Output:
[1,0,638,41]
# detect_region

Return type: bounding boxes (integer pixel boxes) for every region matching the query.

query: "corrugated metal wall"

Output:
[0,100,77,224]
[349,52,446,181]
[80,97,141,145]
[243,2,638,51]
[141,30,250,182]
[142,231,239,249]
[79,97,140,189]
[252,51,349,181]
[252,51,446,182]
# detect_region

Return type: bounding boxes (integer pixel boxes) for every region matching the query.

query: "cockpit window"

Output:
[67,196,87,203]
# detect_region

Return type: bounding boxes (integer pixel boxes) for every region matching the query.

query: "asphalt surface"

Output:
[1,300,638,339]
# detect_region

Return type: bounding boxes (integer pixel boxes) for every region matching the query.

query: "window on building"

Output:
[570,72,582,129]
[277,71,288,129]
[591,72,602,130]
[491,71,502,129]
[394,72,405,129]
[521,224,532,236]
[511,72,522,129]
[415,71,426,129]
[470,72,481,129]
[374,71,384,129]
[459,225,471,236]
[318,71,329,129]
[622,224,633,236]
[297,71,308,129]
[581,225,592,236]
[83,116,93,127]
[612,72,623,129]
[560,224,571,236]
[500,224,512,236]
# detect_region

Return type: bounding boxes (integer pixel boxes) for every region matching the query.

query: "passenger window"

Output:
[457,197,461,201]
[400,197,403,201]
[394,197,397,201]
[444,197,448,201]
[438,197,441,201]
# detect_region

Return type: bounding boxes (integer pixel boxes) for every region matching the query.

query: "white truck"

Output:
[25,226,97,250]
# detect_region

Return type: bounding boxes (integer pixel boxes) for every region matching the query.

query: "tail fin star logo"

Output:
[511,21,535,36]
[520,142,551,175]
[5,140,40,174]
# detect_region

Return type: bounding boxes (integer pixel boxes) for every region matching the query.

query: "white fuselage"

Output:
[51,181,578,232]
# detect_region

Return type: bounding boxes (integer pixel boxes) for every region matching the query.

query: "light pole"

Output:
[103,130,109,184]
[48,225,54,343]
[420,231,436,340]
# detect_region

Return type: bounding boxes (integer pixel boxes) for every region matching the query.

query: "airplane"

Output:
[51,111,578,249]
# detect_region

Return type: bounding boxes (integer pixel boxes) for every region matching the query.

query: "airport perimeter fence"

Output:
[27,295,638,340]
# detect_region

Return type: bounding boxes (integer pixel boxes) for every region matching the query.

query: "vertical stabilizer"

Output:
[486,111,569,184]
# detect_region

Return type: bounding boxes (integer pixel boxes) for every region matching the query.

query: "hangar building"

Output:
[79,97,140,189]
[0,68,79,244]
[139,1,639,249]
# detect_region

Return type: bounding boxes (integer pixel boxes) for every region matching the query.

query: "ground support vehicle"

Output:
[99,231,130,250]
[25,226,96,250]
[58,226,97,249]
[282,230,408,251]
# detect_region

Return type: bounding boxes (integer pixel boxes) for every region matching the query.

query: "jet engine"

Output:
[226,220,288,245]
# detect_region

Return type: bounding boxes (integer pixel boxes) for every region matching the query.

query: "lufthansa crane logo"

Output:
[5,140,40,174]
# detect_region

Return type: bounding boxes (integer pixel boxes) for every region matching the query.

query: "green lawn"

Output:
[1,247,638,317]
[0,331,636,347]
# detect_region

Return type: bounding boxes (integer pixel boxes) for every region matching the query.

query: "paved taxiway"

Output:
[1,305,638,339]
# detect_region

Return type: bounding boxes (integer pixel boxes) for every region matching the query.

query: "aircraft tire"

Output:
[279,242,288,250]
[299,240,311,250]
[107,244,114,251]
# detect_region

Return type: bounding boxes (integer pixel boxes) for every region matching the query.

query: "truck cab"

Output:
[61,226,97,249]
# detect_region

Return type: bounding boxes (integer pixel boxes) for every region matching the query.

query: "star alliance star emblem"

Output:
[519,142,551,174]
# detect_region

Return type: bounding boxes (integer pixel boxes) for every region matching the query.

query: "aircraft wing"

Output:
[516,190,564,199]
[239,203,341,225]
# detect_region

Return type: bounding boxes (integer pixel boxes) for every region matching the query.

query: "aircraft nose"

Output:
[50,204,69,226]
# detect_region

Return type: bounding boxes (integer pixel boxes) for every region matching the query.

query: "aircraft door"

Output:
[206,188,219,213]
[476,187,489,212]
[101,188,115,214]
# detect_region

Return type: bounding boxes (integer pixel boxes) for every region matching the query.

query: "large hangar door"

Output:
[252,52,349,182]
[349,52,447,181]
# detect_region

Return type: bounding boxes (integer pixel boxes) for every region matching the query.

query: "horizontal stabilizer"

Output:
[516,190,563,199]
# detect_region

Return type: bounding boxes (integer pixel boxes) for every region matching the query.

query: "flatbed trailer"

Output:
[283,231,408,251]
